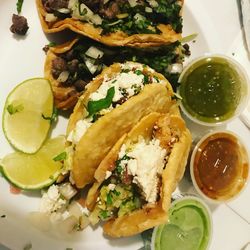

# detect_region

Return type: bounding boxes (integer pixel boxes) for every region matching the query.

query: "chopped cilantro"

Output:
[16,0,24,14]
[131,84,141,95]
[53,151,67,161]
[106,193,113,205]
[87,86,115,117]
[42,106,58,124]
[135,69,143,75]
[47,42,57,47]
[115,154,131,175]
[7,103,24,115]
[143,75,149,84]
[113,189,120,196]
[121,69,130,73]
[99,210,109,220]
[153,76,160,83]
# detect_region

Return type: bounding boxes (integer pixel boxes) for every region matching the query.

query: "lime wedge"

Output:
[2,78,54,154]
[0,136,65,190]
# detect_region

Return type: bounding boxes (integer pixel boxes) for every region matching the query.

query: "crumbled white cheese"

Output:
[39,185,67,214]
[105,170,112,179]
[89,71,144,102]
[67,119,92,144]
[108,184,116,191]
[119,138,166,203]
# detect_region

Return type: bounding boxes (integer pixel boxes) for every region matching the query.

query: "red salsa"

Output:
[193,132,249,201]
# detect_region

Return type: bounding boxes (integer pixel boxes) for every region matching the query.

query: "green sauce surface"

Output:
[154,199,211,250]
[179,57,243,123]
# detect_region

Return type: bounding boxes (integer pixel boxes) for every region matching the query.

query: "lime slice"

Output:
[2,78,54,153]
[0,136,65,190]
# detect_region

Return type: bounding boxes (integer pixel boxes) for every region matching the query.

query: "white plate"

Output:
[0,1,249,250]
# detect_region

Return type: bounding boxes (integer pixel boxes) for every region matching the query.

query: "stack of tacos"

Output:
[44,37,189,109]
[37,0,192,238]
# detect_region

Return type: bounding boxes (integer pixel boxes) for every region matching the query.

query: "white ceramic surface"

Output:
[0,0,249,249]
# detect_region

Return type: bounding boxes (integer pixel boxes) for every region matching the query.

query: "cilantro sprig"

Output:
[53,151,67,162]
[16,0,24,14]
[87,87,115,117]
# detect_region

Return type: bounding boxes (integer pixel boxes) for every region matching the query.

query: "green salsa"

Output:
[179,56,244,123]
[153,198,212,250]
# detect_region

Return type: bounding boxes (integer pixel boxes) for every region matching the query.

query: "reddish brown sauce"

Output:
[193,132,249,200]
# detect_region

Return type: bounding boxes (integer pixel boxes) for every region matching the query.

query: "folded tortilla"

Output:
[66,62,179,188]
[36,0,183,47]
[45,37,188,110]
[86,112,192,237]
[44,39,80,110]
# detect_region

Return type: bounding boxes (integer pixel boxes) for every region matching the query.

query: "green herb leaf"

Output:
[99,210,109,219]
[42,106,58,124]
[106,192,113,205]
[53,151,67,162]
[16,0,24,14]
[113,189,120,196]
[48,42,57,47]
[7,103,24,115]
[87,87,115,117]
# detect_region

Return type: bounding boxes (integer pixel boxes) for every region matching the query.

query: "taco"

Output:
[45,37,190,110]
[65,61,179,188]
[86,112,192,237]
[36,0,183,47]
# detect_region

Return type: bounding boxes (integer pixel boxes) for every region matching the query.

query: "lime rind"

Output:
[2,78,54,154]
[0,136,65,190]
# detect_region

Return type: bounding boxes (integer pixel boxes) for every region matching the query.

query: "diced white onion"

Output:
[79,214,90,230]
[45,13,58,22]
[58,215,78,234]
[59,183,77,200]
[91,14,103,25]
[147,0,159,8]
[68,201,83,218]
[57,71,69,83]
[85,46,104,59]
[28,212,51,232]
[128,0,138,7]
[57,8,71,14]
[80,3,94,16]
[134,13,145,23]
[145,7,153,13]
[85,58,98,74]
[168,63,183,74]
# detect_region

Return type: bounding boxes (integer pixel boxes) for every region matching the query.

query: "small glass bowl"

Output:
[190,130,249,203]
[178,54,250,127]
